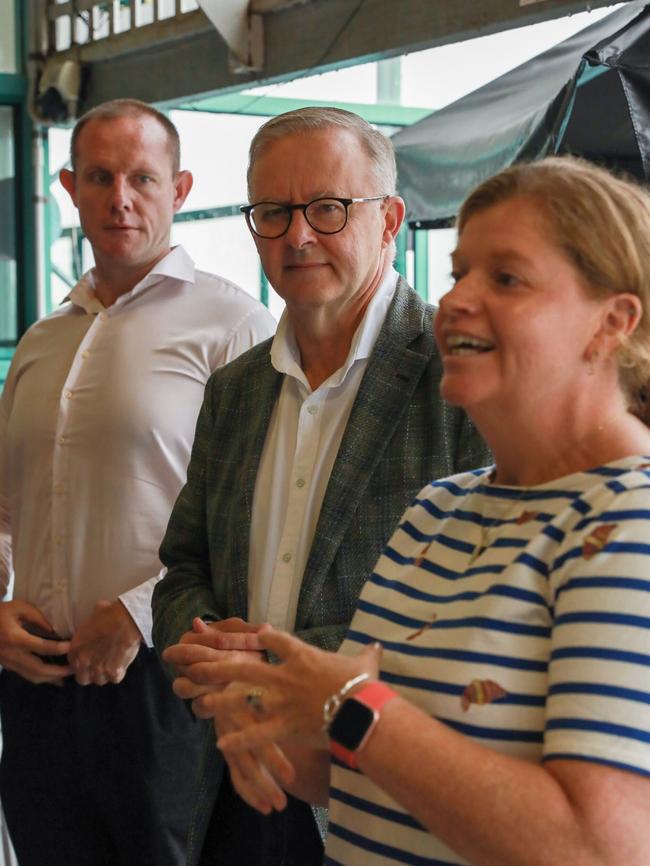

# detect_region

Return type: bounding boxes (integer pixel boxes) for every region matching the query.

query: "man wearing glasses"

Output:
[152,107,489,866]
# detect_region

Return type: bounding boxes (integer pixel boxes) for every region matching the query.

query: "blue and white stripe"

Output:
[326,456,650,866]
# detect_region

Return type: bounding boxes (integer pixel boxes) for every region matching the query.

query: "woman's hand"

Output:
[211,681,295,814]
[187,625,382,752]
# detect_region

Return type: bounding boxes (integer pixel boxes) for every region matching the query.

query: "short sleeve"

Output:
[544,484,650,777]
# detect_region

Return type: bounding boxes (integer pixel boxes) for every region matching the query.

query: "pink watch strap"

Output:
[329,681,397,769]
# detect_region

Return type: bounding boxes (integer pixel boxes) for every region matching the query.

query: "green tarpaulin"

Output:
[393,1,650,226]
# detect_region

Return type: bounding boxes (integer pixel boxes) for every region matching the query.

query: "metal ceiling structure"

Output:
[29,0,626,119]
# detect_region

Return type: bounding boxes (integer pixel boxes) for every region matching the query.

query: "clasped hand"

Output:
[163,616,292,813]
[0,598,143,687]
[176,625,381,814]
[163,616,266,709]
[68,599,142,686]
[0,599,71,685]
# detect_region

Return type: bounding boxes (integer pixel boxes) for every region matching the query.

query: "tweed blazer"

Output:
[151,278,490,861]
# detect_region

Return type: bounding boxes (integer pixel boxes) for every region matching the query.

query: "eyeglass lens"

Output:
[249,198,348,238]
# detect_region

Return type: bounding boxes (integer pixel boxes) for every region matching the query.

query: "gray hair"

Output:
[247,106,397,197]
[70,98,180,174]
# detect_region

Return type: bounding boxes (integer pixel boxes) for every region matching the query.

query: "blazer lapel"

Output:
[296,279,432,625]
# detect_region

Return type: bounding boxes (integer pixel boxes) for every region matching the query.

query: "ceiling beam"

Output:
[180,92,432,125]
[69,0,623,110]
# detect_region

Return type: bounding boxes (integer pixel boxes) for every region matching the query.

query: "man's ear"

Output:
[172,170,193,214]
[59,168,77,206]
[587,292,642,361]
[382,195,406,248]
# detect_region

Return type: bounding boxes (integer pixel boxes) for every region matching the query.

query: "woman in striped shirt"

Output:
[178,156,650,866]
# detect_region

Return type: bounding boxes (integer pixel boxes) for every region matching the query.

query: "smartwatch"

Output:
[328,681,397,769]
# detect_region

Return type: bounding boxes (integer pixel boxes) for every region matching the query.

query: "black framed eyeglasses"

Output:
[240,195,388,239]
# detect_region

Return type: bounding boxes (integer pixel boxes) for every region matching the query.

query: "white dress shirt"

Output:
[248,267,399,630]
[0,246,276,645]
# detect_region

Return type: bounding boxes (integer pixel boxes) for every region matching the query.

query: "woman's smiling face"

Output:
[434,195,607,419]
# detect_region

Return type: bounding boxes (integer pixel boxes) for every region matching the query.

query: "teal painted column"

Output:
[260,266,269,307]
[42,130,55,313]
[17,104,37,329]
[0,346,14,389]
[413,229,429,301]
[14,0,37,331]
[394,223,407,280]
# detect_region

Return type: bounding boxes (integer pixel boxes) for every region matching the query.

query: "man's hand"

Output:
[180,616,263,650]
[0,599,72,685]
[163,617,266,705]
[68,600,142,686]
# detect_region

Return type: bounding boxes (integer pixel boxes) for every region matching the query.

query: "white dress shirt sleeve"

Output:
[119,570,166,648]
[215,306,276,368]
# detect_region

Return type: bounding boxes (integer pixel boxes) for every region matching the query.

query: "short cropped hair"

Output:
[70,98,180,174]
[247,106,397,197]
[457,156,650,417]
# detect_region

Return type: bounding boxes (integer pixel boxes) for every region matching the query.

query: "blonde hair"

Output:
[247,106,396,197]
[458,156,650,419]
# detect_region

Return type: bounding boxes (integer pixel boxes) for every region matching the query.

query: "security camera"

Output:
[35,60,82,123]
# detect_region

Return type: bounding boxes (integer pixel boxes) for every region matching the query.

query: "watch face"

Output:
[329,698,376,751]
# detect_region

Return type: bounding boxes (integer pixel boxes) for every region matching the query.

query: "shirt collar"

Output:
[66,245,196,314]
[270,267,400,391]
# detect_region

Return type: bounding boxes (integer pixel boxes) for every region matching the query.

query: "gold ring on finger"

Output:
[246,688,265,715]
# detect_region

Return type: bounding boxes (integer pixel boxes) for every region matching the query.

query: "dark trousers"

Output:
[199,767,324,866]
[0,647,204,866]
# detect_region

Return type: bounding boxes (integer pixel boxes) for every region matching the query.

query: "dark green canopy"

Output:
[393,1,650,226]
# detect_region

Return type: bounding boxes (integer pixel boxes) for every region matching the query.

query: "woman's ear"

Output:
[586,293,642,362]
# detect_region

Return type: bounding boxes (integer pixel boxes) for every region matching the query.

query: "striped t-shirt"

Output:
[326,456,650,866]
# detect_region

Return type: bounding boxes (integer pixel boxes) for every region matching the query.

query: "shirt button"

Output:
[99,312,108,322]
[81,350,90,359]
[282,552,292,563]
[53,482,65,494]
[296,478,305,488]
[58,436,66,445]
[307,405,318,415]
[64,390,73,399]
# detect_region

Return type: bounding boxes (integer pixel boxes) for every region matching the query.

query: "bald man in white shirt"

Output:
[0,99,275,866]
